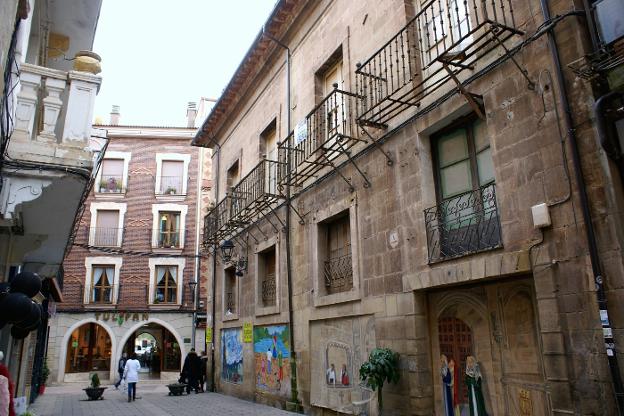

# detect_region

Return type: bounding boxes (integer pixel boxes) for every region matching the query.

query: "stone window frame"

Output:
[312,195,361,307]
[254,235,280,316]
[147,257,186,306]
[83,256,122,305]
[88,201,127,247]
[94,151,131,199]
[151,203,188,252]
[222,264,239,321]
[154,153,191,201]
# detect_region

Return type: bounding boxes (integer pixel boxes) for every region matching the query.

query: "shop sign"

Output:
[95,311,149,323]
[206,327,213,344]
[243,322,253,343]
[72,340,78,348]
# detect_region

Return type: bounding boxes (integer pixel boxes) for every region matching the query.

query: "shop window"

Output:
[91,265,114,304]
[162,330,182,371]
[65,323,112,373]
[154,265,178,304]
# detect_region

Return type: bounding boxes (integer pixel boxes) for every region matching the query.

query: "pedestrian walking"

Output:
[114,352,127,389]
[123,353,141,402]
[182,348,201,394]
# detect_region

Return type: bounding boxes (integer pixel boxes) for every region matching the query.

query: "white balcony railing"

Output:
[9,62,102,166]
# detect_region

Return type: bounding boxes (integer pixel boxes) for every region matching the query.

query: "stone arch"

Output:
[58,318,117,382]
[116,318,186,371]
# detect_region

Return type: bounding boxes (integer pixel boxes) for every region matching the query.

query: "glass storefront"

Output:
[65,323,111,373]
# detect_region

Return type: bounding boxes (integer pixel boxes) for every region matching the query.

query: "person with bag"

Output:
[182,349,201,394]
[123,353,141,402]
[114,352,127,389]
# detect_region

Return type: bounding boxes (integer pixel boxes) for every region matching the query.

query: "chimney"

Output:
[110,105,120,125]
[186,102,197,128]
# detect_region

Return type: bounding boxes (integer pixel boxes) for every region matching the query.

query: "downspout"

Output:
[540,1,624,413]
[192,146,205,348]
[263,27,300,410]
[210,144,220,392]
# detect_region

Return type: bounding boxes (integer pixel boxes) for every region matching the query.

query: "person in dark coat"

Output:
[181,348,201,394]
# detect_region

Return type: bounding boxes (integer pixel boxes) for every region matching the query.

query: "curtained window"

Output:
[154,265,178,304]
[158,212,181,248]
[92,265,114,303]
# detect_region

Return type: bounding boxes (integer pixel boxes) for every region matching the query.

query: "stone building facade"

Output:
[194,0,624,415]
[48,123,210,384]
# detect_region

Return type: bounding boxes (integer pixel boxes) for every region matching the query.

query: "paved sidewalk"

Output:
[29,383,298,416]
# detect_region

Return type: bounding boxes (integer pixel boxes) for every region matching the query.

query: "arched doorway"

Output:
[65,322,112,376]
[438,317,473,405]
[122,322,181,379]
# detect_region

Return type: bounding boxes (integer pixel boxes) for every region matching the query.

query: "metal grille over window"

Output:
[323,215,353,294]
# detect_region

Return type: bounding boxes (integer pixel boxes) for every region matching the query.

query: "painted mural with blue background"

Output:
[222,328,243,383]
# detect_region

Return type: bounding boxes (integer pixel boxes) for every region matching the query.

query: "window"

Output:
[83,257,122,305]
[427,116,501,261]
[148,258,185,305]
[158,160,184,195]
[158,211,181,248]
[94,210,120,246]
[224,267,237,316]
[154,265,178,304]
[89,202,127,247]
[65,323,111,373]
[98,159,124,193]
[322,213,352,294]
[91,265,114,304]
[151,203,188,250]
[227,160,240,189]
[155,153,191,198]
[259,246,276,307]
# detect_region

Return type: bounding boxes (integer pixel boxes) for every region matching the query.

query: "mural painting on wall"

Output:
[222,328,243,383]
[325,341,351,387]
[254,325,291,396]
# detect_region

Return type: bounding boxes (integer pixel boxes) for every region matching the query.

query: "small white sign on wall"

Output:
[294,119,307,145]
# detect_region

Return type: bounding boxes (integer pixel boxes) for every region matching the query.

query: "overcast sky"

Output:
[92,0,277,127]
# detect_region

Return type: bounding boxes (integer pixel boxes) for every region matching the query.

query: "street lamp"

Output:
[220,240,235,262]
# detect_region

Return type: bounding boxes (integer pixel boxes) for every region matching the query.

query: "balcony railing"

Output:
[87,283,119,305]
[424,183,502,263]
[278,88,364,188]
[203,196,236,246]
[9,63,101,164]
[157,176,184,195]
[324,253,353,294]
[261,278,276,306]
[89,227,122,247]
[157,230,181,248]
[230,159,282,225]
[356,0,522,126]
[96,175,124,193]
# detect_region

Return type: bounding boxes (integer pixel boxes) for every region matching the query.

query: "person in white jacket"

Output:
[123,353,141,402]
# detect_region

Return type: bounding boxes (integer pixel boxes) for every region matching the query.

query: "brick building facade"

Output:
[194,0,624,415]
[47,123,211,384]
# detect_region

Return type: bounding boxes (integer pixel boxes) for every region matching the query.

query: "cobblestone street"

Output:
[30,384,297,416]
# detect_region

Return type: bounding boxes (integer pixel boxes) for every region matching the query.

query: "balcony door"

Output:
[323,61,344,155]
[324,214,352,293]
[159,212,180,248]
[91,265,114,304]
[95,210,119,246]
[99,159,124,193]
[160,160,184,195]
[433,117,498,258]
[262,125,278,195]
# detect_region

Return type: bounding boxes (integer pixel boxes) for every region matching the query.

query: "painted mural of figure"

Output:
[326,363,336,385]
[465,356,487,416]
[272,335,278,359]
[266,348,272,374]
[340,364,349,386]
[261,355,266,380]
[278,350,283,381]
[440,354,454,416]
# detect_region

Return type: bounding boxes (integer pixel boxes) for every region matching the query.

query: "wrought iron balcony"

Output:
[203,196,236,246]
[261,278,276,306]
[324,253,353,294]
[89,227,122,247]
[229,159,283,225]
[356,0,523,127]
[157,230,181,248]
[96,175,124,193]
[424,183,502,263]
[278,87,364,188]
[88,283,119,305]
[156,176,184,195]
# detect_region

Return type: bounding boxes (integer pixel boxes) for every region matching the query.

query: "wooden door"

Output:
[438,317,473,404]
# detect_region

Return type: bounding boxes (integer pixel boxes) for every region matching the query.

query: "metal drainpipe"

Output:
[192,147,204,349]
[262,27,300,409]
[540,1,624,413]
[210,145,220,392]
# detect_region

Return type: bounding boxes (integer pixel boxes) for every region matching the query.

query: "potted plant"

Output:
[39,359,50,395]
[359,348,401,414]
[166,382,187,396]
[83,373,106,400]
[165,186,177,195]
[98,180,107,193]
